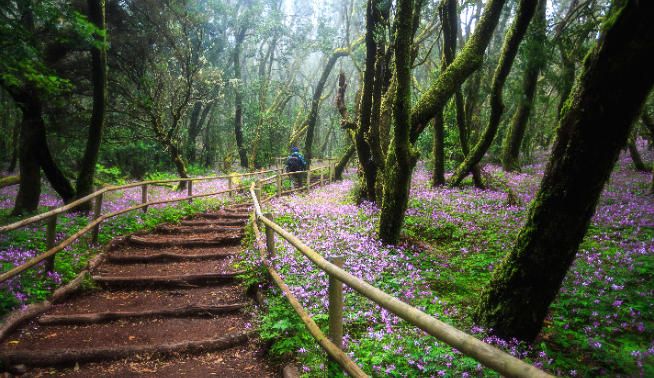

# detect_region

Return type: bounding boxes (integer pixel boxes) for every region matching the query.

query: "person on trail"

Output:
[285,146,307,188]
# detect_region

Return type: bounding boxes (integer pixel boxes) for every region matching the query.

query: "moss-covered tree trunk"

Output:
[169,142,189,190]
[233,26,248,169]
[557,48,576,122]
[13,96,42,215]
[455,90,484,188]
[379,0,507,244]
[409,0,507,141]
[450,0,539,186]
[304,48,348,168]
[335,144,356,181]
[627,138,647,172]
[355,0,384,200]
[431,0,456,187]
[186,101,212,165]
[474,0,654,342]
[432,114,446,186]
[378,0,416,244]
[76,0,107,207]
[501,0,546,172]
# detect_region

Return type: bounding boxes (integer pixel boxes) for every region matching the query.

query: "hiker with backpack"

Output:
[285,146,307,188]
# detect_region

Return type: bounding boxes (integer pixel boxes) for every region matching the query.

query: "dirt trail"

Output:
[0,204,279,377]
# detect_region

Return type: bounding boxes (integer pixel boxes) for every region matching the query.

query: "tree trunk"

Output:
[369,2,392,202]
[233,27,248,169]
[431,0,456,188]
[450,0,539,186]
[7,111,19,173]
[304,49,348,168]
[186,101,203,164]
[502,0,546,172]
[170,142,189,191]
[455,90,485,188]
[627,139,647,172]
[380,0,508,244]
[335,144,356,181]
[76,0,107,208]
[474,0,654,342]
[432,114,446,186]
[556,47,575,122]
[12,107,41,215]
[378,0,417,244]
[355,0,381,201]
[409,0,507,141]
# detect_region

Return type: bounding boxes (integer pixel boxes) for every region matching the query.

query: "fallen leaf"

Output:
[128,335,137,340]
[7,340,20,345]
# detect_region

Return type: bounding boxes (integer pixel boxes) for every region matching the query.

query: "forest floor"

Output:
[241,146,653,377]
[0,203,280,376]
[0,146,652,377]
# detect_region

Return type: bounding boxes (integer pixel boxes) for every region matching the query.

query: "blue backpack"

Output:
[286,155,304,172]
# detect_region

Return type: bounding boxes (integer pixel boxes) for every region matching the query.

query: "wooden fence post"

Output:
[328,255,345,375]
[187,180,193,204]
[44,215,57,272]
[91,193,103,244]
[276,173,282,197]
[255,182,262,202]
[306,170,311,191]
[141,184,148,213]
[264,212,275,259]
[330,161,335,182]
[228,177,233,197]
[320,170,324,186]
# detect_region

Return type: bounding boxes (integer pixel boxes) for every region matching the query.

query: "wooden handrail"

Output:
[248,183,553,378]
[251,216,367,377]
[0,186,240,283]
[0,169,278,234]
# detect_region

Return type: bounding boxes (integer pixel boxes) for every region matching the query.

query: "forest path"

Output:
[0,203,279,377]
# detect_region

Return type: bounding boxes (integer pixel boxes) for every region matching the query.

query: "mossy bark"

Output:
[378,0,417,244]
[335,144,356,181]
[450,0,539,186]
[10,89,76,214]
[627,138,647,172]
[355,0,383,201]
[432,114,446,186]
[187,102,212,164]
[431,0,456,188]
[13,98,42,215]
[556,47,576,121]
[304,49,348,167]
[409,0,507,142]
[76,0,107,207]
[474,0,654,341]
[502,0,546,172]
[379,0,508,243]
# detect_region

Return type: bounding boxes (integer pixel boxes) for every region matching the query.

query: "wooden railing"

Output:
[248,182,554,378]
[0,163,334,284]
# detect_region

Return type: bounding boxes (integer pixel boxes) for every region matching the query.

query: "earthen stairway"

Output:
[0,204,279,377]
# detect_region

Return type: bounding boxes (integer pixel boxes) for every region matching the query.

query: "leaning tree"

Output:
[474,0,654,341]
